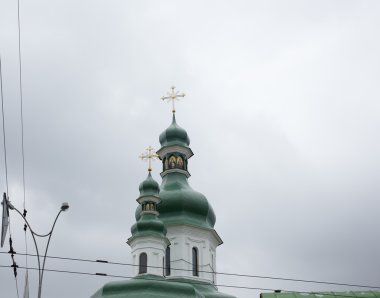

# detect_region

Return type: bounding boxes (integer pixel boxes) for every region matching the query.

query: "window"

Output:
[139,253,147,274]
[192,247,199,276]
[165,246,171,276]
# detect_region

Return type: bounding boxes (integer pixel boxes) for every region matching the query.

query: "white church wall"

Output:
[129,237,167,276]
[166,225,220,284]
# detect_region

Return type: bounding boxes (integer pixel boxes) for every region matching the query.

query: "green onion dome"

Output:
[138,172,159,197]
[159,114,190,148]
[130,213,167,239]
[135,115,215,230]
[130,173,167,241]
[135,173,216,230]
[158,172,216,229]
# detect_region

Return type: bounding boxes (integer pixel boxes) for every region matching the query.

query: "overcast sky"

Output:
[0,1,379,297]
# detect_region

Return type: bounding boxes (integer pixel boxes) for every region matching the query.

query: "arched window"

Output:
[139,253,147,274]
[165,246,171,276]
[192,247,199,276]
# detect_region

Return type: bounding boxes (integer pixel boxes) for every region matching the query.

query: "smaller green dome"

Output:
[130,213,167,239]
[139,172,159,197]
[159,114,190,148]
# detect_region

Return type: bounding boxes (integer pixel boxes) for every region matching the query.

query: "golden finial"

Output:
[139,146,159,172]
[161,86,185,113]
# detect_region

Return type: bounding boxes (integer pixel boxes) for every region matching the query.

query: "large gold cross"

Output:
[161,86,185,113]
[139,146,159,172]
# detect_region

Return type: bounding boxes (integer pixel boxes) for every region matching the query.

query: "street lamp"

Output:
[1,193,69,298]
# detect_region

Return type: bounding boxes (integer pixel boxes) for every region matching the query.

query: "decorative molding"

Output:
[127,235,170,247]
[166,224,223,246]
[140,210,159,216]
[160,168,191,178]
[160,169,191,178]
[157,145,194,159]
[137,195,160,204]
[186,236,205,244]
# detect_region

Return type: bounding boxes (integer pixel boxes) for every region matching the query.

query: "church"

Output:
[90,88,380,298]
[91,87,236,298]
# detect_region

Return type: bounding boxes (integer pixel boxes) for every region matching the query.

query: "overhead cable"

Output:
[1,251,379,290]
[16,1,30,295]
[0,264,377,298]
[17,0,27,213]
[0,55,9,195]
[0,55,20,298]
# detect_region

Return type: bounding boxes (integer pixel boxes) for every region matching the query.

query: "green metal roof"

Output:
[129,213,168,244]
[128,172,167,244]
[158,172,216,229]
[159,114,190,148]
[91,275,236,298]
[135,172,216,230]
[261,291,380,298]
[138,172,160,197]
[137,114,216,231]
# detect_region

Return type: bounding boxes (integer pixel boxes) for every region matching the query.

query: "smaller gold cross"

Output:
[139,146,159,172]
[161,86,185,113]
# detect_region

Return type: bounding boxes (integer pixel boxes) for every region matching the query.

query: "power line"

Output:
[17,0,26,213]
[16,0,29,291]
[0,56,19,297]
[17,0,29,294]
[0,264,378,298]
[1,251,379,290]
[0,55,9,195]
[0,55,20,298]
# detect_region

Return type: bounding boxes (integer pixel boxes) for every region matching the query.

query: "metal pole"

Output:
[38,210,62,298]
[7,199,68,298]
[11,206,42,288]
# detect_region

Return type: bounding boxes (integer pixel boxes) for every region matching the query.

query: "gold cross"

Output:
[161,86,185,113]
[139,146,159,172]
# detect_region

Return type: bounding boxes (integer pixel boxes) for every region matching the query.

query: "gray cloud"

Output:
[0,1,379,297]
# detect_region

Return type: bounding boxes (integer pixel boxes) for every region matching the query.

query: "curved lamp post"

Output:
[2,193,69,298]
